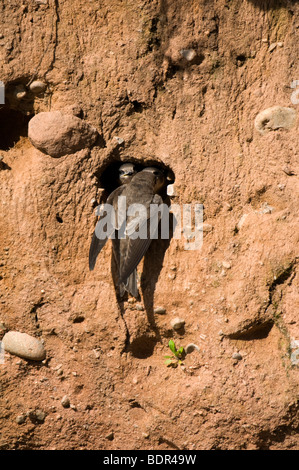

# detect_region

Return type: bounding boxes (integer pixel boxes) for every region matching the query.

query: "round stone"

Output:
[232,352,242,361]
[170,317,185,330]
[2,331,46,361]
[28,111,99,158]
[29,81,47,94]
[254,106,296,135]
[61,395,70,408]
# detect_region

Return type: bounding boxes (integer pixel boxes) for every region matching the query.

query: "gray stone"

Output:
[16,414,26,425]
[154,306,166,315]
[13,85,26,100]
[170,317,185,330]
[232,352,242,360]
[180,49,197,61]
[254,106,296,135]
[28,111,99,158]
[2,331,46,361]
[61,395,70,408]
[29,81,47,94]
[185,343,200,354]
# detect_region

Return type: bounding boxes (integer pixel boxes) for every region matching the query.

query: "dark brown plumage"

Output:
[89,166,166,298]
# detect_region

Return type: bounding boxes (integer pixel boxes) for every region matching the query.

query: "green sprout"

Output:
[164,340,185,368]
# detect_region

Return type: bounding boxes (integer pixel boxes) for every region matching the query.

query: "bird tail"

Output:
[119,269,138,298]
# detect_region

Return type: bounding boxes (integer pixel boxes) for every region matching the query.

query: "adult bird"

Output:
[89,166,166,298]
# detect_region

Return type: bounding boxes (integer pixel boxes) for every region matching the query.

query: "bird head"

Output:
[118,163,136,185]
[141,167,166,193]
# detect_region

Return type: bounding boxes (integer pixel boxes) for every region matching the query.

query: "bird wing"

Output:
[89,186,124,271]
[118,194,164,283]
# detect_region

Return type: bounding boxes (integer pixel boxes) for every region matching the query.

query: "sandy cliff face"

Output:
[0,0,298,450]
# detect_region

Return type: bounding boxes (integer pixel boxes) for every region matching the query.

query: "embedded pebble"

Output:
[135,304,144,311]
[259,202,274,214]
[28,111,99,158]
[185,343,200,354]
[61,395,70,408]
[16,414,26,425]
[222,261,231,269]
[28,409,46,423]
[202,223,213,232]
[2,331,46,361]
[154,306,166,315]
[114,136,124,145]
[268,42,277,52]
[180,49,197,61]
[254,106,296,134]
[283,166,295,176]
[232,352,242,360]
[29,80,47,94]
[13,84,27,100]
[170,317,185,330]
[237,214,248,230]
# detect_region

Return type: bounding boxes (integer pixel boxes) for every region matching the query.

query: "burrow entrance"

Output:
[0,106,32,151]
[95,156,175,199]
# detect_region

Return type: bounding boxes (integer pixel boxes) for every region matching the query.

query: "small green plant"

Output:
[164,340,185,368]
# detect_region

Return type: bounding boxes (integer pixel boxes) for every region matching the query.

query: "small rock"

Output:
[154,306,166,315]
[16,414,26,425]
[29,409,46,423]
[2,331,46,361]
[232,352,242,361]
[277,41,283,47]
[28,111,99,158]
[93,349,101,359]
[254,106,296,134]
[135,304,144,311]
[29,80,47,94]
[170,317,185,330]
[283,166,296,176]
[13,84,26,100]
[61,395,70,408]
[222,261,231,269]
[185,343,200,354]
[180,49,197,61]
[114,136,124,145]
[106,431,114,441]
[259,202,274,214]
[237,214,248,230]
[268,42,277,52]
[202,223,213,232]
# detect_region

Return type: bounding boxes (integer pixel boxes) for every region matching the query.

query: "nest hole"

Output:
[0,106,32,150]
[95,158,175,199]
